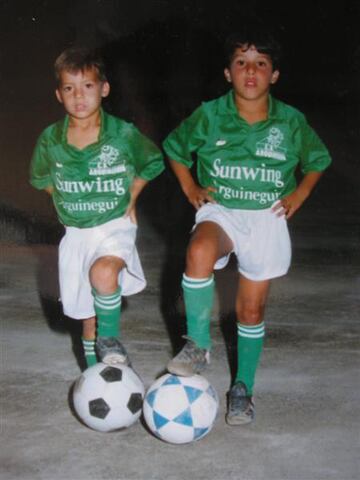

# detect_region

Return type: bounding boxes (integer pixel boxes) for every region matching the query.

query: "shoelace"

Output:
[177,339,205,362]
[229,393,253,415]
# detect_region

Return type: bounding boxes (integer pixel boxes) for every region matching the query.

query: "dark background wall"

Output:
[0,0,359,227]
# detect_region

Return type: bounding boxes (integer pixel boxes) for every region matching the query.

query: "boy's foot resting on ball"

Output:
[167,337,210,376]
[226,381,255,426]
[96,337,130,366]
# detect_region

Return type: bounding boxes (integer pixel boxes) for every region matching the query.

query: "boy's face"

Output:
[224,45,279,102]
[55,67,110,120]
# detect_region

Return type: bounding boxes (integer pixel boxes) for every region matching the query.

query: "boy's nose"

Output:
[246,63,256,74]
[74,88,84,98]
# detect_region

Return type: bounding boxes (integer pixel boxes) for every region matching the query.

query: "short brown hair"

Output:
[224,28,282,70]
[54,46,107,83]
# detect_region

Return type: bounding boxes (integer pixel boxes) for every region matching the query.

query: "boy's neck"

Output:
[68,109,102,129]
[67,111,102,149]
[234,95,269,125]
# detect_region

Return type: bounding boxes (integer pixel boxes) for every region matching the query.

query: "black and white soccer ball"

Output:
[143,374,219,444]
[73,363,145,432]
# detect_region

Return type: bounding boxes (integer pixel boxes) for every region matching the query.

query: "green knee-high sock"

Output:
[235,322,265,395]
[182,274,214,350]
[82,337,97,367]
[93,287,122,338]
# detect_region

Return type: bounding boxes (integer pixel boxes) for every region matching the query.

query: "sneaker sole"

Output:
[225,413,254,426]
[166,361,196,377]
[102,353,129,366]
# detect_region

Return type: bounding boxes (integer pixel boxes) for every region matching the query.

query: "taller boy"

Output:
[30,47,164,368]
[163,31,331,424]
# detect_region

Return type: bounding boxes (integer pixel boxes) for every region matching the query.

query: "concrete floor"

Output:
[1,171,360,480]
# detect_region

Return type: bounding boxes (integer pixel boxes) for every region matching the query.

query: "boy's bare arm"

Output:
[273,171,323,219]
[169,159,216,210]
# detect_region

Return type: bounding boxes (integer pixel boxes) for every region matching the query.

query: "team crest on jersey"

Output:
[255,127,287,161]
[89,145,126,175]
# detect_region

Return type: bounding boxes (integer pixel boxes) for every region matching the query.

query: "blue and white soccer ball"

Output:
[73,363,145,432]
[143,374,219,444]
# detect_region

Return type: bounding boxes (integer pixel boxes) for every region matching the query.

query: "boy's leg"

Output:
[82,316,97,367]
[167,222,233,376]
[89,255,129,365]
[182,273,214,350]
[226,276,270,425]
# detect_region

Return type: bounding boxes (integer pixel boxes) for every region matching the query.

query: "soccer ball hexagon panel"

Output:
[73,363,145,432]
[143,374,219,444]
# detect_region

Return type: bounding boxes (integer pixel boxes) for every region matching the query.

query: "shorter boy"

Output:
[30,47,164,369]
[163,30,331,424]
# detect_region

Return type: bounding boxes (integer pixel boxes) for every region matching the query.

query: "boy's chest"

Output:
[66,127,100,150]
[199,119,297,166]
[49,141,134,180]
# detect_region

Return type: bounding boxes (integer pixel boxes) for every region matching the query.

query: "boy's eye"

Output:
[63,86,72,92]
[236,59,246,66]
[85,83,94,89]
[257,61,267,67]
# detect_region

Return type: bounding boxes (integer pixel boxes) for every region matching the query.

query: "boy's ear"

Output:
[224,68,232,83]
[101,81,110,98]
[271,70,280,84]
[55,89,63,104]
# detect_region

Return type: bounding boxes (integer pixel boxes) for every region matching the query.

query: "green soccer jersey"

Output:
[163,90,331,209]
[30,109,164,227]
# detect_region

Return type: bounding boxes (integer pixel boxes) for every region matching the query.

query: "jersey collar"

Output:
[54,108,113,145]
[219,89,280,121]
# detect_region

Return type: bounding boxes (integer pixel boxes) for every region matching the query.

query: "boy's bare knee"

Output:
[237,304,264,326]
[89,256,124,293]
[186,239,215,277]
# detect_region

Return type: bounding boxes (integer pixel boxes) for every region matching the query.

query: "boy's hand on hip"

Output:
[185,185,217,210]
[273,171,323,219]
[124,203,137,225]
[124,176,148,225]
[272,171,323,220]
[272,190,307,219]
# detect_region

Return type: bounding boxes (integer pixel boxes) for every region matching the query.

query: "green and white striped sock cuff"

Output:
[237,322,265,339]
[182,274,214,289]
[82,338,96,354]
[82,338,97,367]
[93,287,122,311]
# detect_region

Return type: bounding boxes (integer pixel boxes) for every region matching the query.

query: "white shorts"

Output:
[59,217,146,319]
[194,203,291,281]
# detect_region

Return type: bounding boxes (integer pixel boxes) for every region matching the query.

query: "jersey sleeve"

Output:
[127,127,165,181]
[29,131,53,190]
[297,116,332,174]
[162,104,210,167]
